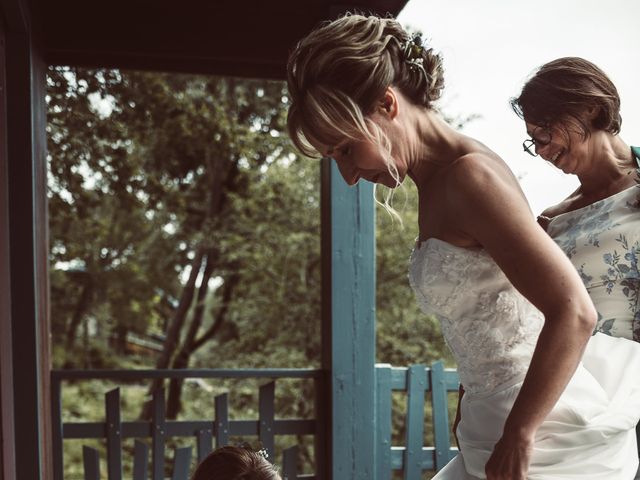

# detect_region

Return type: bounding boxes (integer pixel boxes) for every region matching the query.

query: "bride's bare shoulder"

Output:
[443,151,518,192]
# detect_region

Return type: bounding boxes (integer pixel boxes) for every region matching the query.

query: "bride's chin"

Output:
[379,179,401,189]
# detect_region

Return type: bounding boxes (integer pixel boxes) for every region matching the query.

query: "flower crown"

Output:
[400,34,428,81]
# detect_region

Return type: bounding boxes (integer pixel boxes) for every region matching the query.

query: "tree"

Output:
[47,65,453,423]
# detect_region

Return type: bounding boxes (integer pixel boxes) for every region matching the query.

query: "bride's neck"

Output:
[406,111,480,185]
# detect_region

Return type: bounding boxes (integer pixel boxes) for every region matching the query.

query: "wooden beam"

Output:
[321,159,377,479]
[36,0,409,77]
[0,0,30,32]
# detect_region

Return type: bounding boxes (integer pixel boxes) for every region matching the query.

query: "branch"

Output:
[191,272,240,351]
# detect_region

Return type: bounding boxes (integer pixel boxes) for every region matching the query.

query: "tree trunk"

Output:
[165,270,239,419]
[113,324,128,355]
[65,274,93,350]
[165,353,189,419]
[166,250,216,418]
[142,145,229,419]
[139,247,205,420]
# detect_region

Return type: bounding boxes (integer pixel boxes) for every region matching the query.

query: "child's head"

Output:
[191,446,281,480]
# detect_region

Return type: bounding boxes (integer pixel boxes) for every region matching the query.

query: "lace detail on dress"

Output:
[408,239,544,395]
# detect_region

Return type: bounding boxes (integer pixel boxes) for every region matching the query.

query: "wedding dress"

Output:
[409,237,640,479]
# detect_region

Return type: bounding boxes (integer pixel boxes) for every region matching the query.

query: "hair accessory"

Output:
[257,448,269,460]
[401,34,428,80]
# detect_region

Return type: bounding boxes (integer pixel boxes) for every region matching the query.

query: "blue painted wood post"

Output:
[404,365,426,479]
[151,390,166,480]
[196,428,213,462]
[51,377,64,480]
[430,362,453,470]
[133,440,149,480]
[321,159,376,480]
[375,364,393,479]
[259,381,276,460]
[282,445,299,480]
[171,447,192,480]
[105,388,123,480]
[82,446,100,480]
[215,393,229,447]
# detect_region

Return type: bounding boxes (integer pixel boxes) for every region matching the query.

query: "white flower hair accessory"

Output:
[401,34,428,80]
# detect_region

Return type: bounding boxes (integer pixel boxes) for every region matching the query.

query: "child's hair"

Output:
[191,446,281,480]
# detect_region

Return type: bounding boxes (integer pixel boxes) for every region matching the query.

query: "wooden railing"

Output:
[51,369,324,480]
[51,363,459,479]
[375,361,460,477]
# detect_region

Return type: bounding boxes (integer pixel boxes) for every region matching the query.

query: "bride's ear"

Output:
[378,87,399,120]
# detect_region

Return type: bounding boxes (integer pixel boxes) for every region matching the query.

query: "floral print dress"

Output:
[547,146,640,342]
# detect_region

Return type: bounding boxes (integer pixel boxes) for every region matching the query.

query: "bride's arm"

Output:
[444,154,596,480]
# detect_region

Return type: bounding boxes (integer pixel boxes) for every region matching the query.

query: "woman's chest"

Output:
[549,193,640,292]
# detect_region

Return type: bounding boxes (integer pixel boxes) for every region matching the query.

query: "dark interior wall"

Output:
[0,12,17,480]
[2,0,51,477]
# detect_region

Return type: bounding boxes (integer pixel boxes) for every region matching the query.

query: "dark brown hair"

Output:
[191,446,281,480]
[511,57,621,138]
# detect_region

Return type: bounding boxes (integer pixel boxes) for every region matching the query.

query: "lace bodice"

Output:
[408,238,544,395]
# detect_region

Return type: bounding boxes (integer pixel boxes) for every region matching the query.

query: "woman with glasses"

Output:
[512,57,640,478]
[512,57,639,345]
[288,16,640,479]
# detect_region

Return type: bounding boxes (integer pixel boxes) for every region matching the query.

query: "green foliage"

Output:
[47,66,452,477]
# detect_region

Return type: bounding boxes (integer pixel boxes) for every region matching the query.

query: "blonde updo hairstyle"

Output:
[286,13,444,189]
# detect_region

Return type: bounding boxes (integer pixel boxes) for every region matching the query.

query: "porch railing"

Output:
[51,369,325,480]
[375,362,460,477]
[52,363,459,479]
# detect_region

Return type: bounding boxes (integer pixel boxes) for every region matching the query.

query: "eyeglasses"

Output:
[523,126,552,157]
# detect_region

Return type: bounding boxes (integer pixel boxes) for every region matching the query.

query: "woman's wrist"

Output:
[501,419,537,444]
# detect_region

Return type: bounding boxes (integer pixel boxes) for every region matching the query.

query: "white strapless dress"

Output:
[409,238,640,479]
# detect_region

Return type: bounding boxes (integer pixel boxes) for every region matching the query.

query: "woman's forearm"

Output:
[502,307,595,438]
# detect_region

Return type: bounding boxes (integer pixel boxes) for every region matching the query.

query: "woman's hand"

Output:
[485,430,534,480]
[536,214,551,231]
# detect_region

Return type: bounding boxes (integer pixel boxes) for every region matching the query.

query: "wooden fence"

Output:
[51,363,459,479]
[375,361,460,477]
[51,369,324,480]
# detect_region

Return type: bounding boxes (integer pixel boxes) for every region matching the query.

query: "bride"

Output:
[285,13,640,479]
